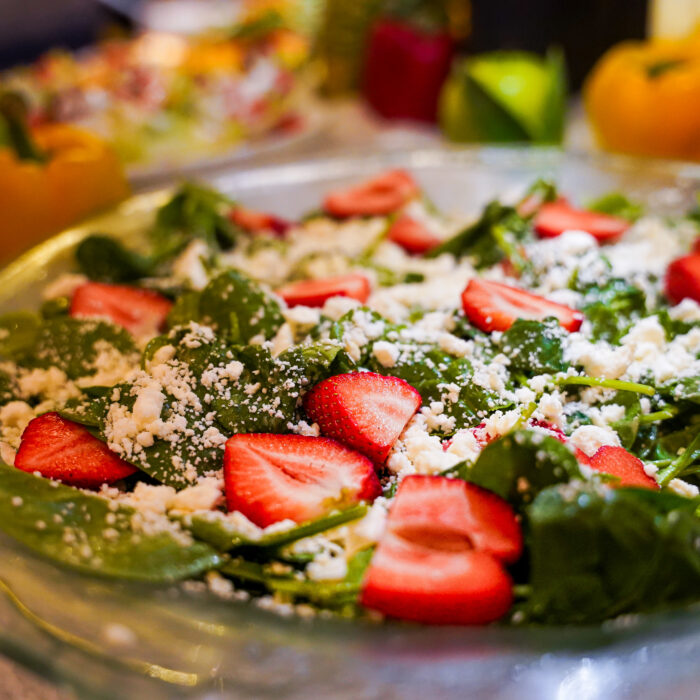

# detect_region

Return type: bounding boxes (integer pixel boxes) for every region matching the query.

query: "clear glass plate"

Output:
[1,147,700,700]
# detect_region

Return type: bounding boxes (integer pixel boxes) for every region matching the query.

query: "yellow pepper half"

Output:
[0,118,130,265]
[584,38,700,161]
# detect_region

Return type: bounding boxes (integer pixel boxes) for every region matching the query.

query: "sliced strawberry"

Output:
[276,273,370,308]
[665,254,700,305]
[304,372,421,464]
[223,433,381,527]
[359,474,519,625]
[589,445,659,489]
[229,205,291,237]
[14,412,137,488]
[387,215,442,254]
[360,533,513,625]
[461,279,583,333]
[534,199,629,244]
[71,282,172,338]
[388,475,522,564]
[323,169,419,218]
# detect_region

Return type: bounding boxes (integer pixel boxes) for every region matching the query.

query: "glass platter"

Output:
[1,147,700,700]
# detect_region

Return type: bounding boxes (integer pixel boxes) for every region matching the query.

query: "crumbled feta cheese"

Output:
[569,425,621,457]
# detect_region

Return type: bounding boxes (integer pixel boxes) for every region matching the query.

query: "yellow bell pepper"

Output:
[0,96,130,264]
[584,38,700,161]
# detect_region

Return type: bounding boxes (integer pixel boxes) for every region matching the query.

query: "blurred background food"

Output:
[1,0,700,262]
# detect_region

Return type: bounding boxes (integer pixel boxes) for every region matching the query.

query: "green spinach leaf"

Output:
[523,483,700,623]
[0,463,221,582]
[458,430,582,507]
[199,270,283,343]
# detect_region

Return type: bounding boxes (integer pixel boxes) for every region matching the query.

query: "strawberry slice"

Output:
[276,273,370,308]
[388,475,522,564]
[665,254,700,305]
[304,372,422,464]
[323,169,419,218]
[71,282,172,338]
[360,533,513,625]
[589,445,659,489]
[14,412,137,488]
[387,215,443,254]
[223,433,381,527]
[534,199,629,244]
[229,205,291,237]
[360,475,519,624]
[461,279,583,332]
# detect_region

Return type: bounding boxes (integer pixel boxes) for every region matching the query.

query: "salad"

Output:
[1,14,309,169]
[0,169,699,626]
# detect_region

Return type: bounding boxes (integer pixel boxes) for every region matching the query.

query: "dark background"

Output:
[0,0,649,89]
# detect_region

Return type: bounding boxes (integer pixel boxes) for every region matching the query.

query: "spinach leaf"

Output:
[656,308,699,339]
[221,547,373,609]
[0,369,18,406]
[0,312,41,361]
[199,270,283,343]
[585,192,644,222]
[500,318,568,374]
[183,504,367,552]
[167,290,202,328]
[211,340,340,435]
[150,183,238,258]
[76,235,154,283]
[523,483,700,623]
[425,201,526,268]
[39,297,70,319]
[457,430,582,507]
[0,463,221,582]
[578,279,647,343]
[105,380,225,489]
[27,318,136,380]
[605,391,642,449]
[658,376,700,405]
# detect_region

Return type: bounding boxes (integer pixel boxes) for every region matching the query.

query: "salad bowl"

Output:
[0,147,699,700]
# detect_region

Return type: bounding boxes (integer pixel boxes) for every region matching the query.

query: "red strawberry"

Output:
[223,433,381,527]
[14,412,137,488]
[534,199,629,244]
[360,533,513,625]
[693,238,700,254]
[589,445,659,489]
[359,475,519,624]
[387,215,443,254]
[461,279,583,333]
[71,282,172,337]
[388,475,522,564]
[276,273,370,308]
[665,254,700,305]
[229,205,291,236]
[304,372,421,464]
[323,169,419,218]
